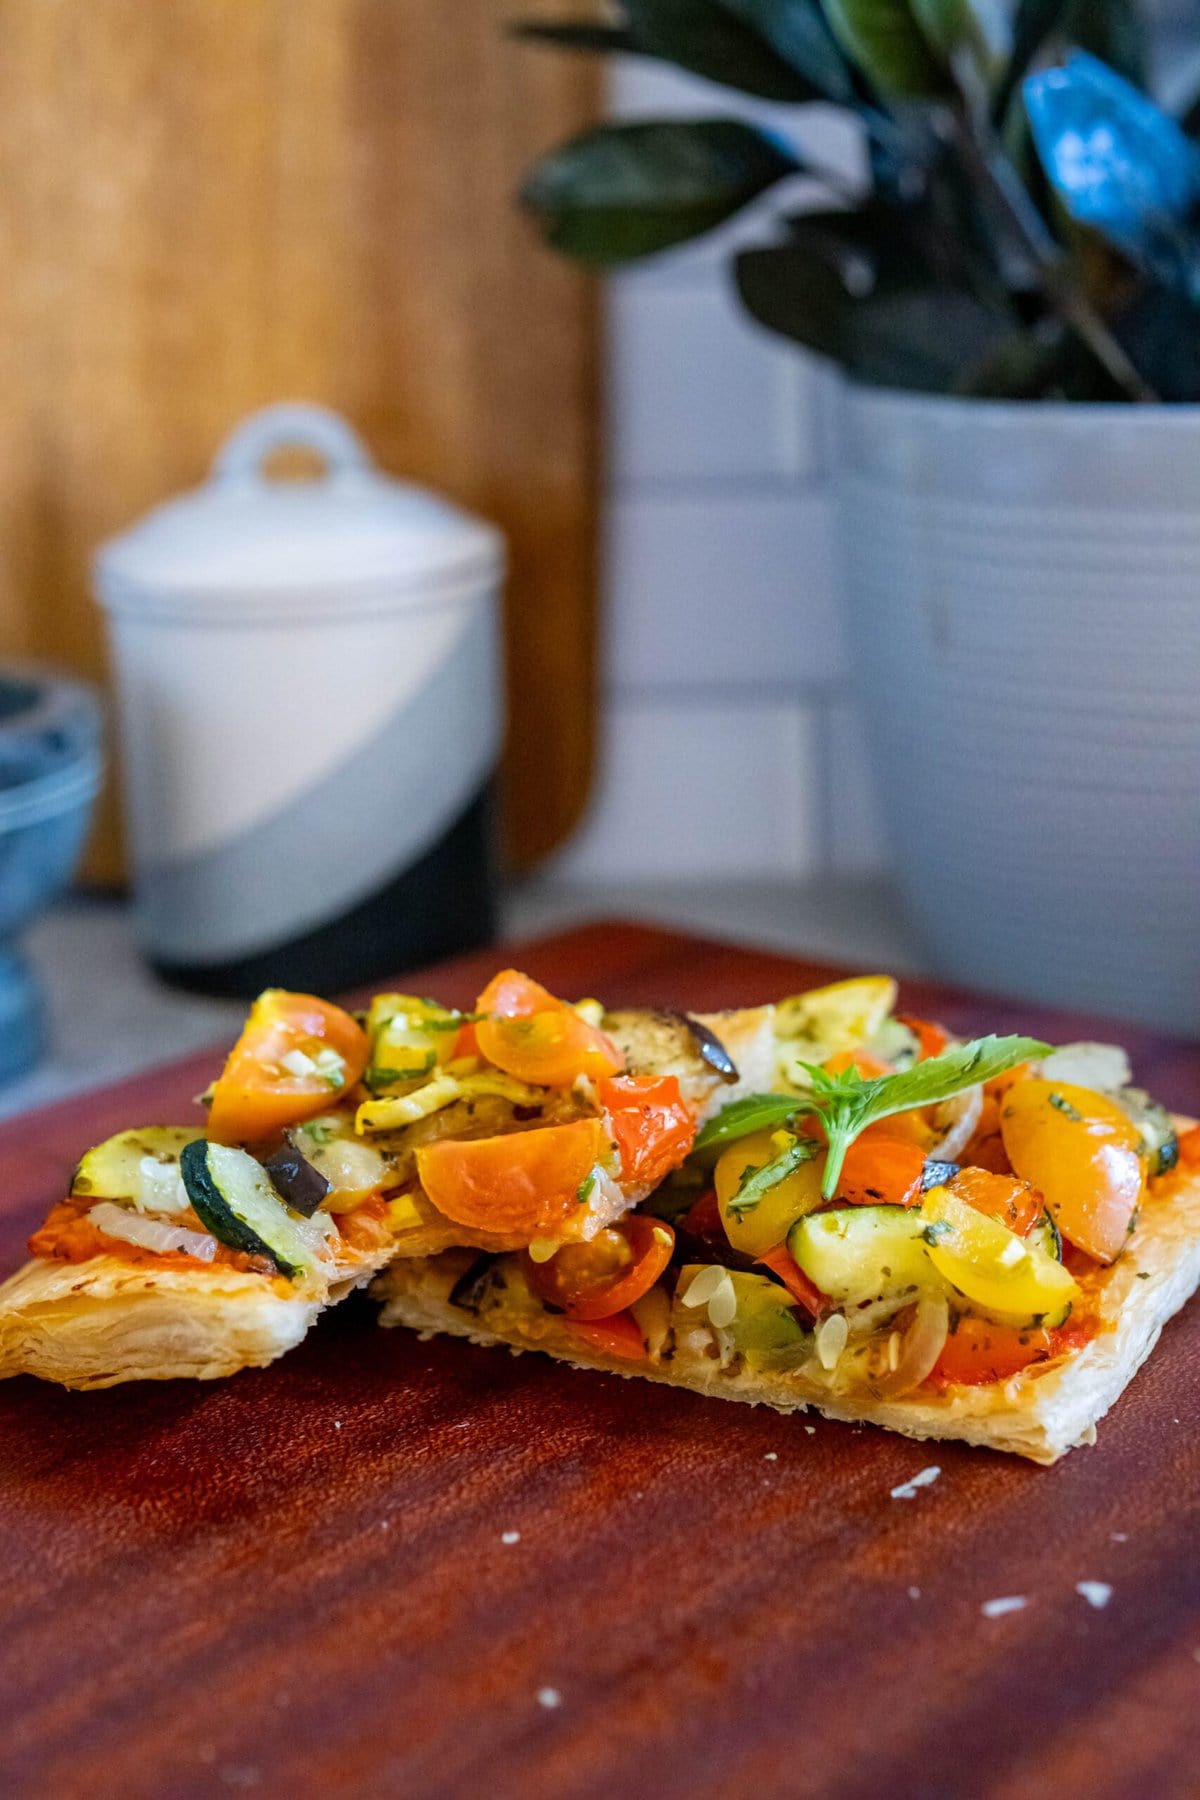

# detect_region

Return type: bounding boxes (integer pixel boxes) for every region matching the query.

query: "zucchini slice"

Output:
[1118,1087,1179,1178]
[180,1140,330,1279]
[71,1127,204,1211]
[788,1205,932,1308]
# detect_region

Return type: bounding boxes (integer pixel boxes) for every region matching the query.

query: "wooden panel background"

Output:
[0,0,600,882]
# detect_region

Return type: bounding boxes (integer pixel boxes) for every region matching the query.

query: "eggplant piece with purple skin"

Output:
[262,1144,332,1218]
[921,1159,960,1191]
[660,1010,740,1082]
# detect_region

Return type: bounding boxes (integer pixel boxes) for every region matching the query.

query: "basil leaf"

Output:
[815,1034,1051,1123]
[802,1033,1050,1196]
[693,1093,806,1153]
[728,1137,821,1217]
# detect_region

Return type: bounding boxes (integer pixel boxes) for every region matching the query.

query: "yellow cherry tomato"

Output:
[923,1187,1079,1322]
[1000,1078,1143,1264]
[715,1130,824,1256]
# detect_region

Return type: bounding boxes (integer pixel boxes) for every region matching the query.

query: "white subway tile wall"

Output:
[553,57,888,882]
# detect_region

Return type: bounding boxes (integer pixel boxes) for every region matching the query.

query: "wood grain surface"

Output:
[1,922,1198,1800]
[0,0,598,879]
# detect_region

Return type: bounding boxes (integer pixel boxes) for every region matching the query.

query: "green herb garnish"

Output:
[727,1136,820,1218]
[1048,1091,1084,1121]
[695,1034,1051,1204]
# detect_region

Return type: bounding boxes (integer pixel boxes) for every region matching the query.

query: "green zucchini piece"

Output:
[1118,1087,1179,1177]
[722,1271,812,1370]
[788,1205,932,1308]
[72,1127,204,1210]
[180,1140,328,1279]
[1027,1208,1062,1263]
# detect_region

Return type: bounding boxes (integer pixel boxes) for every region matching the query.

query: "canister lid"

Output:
[95,404,504,618]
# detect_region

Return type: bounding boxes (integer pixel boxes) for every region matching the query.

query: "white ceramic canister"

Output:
[95,404,505,996]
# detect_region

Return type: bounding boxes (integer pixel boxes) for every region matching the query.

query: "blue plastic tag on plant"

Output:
[1025,52,1200,292]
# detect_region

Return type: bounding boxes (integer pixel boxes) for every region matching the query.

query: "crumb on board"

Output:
[537,1688,562,1710]
[908,1586,921,1600]
[501,1530,521,1545]
[764,1452,778,1462]
[1076,1581,1113,1610]
[981,1596,1027,1619]
[891,1465,941,1501]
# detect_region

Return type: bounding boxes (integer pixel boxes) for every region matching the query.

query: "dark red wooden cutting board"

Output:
[1,921,1198,1800]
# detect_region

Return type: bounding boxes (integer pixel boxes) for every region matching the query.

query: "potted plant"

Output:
[514,2,1200,1034]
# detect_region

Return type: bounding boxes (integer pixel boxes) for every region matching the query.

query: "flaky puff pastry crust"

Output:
[375,1153,1200,1465]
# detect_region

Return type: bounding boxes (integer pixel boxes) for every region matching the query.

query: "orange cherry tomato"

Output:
[830,1135,926,1209]
[960,1094,1014,1175]
[416,1118,607,1240]
[600,1075,695,1187]
[1000,1079,1143,1264]
[929,1312,1096,1389]
[946,1166,1042,1237]
[823,1048,894,1079]
[756,1243,827,1317]
[525,1215,674,1320]
[207,990,369,1144]
[896,1014,950,1061]
[474,968,623,1088]
[453,1021,480,1060]
[564,1310,649,1361]
[1179,1124,1200,1169]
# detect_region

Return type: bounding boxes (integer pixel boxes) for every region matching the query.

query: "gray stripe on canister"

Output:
[137,620,500,964]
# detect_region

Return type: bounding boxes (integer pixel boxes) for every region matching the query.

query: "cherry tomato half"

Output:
[526,1215,674,1320]
[1000,1078,1143,1264]
[207,990,369,1144]
[946,1166,1042,1237]
[474,969,623,1088]
[416,1118,607,1241]
[755,1243,827,1317]
[929,1312,1095,1389]
[830,1136,926,1209]
[564,1311,649,1361]
[896,1014,950,1061]
[600,1074,695,1187]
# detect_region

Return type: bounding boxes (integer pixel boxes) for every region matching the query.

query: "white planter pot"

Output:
[834,386,1200,1034]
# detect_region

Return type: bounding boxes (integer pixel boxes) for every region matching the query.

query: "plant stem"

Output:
[947,114,1159,403]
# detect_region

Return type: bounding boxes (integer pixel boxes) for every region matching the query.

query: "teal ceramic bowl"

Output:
[0,667,103,1084]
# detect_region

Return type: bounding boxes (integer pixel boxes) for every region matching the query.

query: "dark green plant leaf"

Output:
[521,119,798,264]
[992,0,1069,122]
[624,0,835,99]
[1065,0,1146,90]
[910,0,1010,99]
[722,0,858,102]
[820,0,949,97]
[728,1137,821,1216]
[512,21,641,53]
[736,232,1011,389]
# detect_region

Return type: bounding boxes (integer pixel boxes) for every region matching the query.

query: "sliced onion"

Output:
[1040,1041,1130,1094]
[927,1084,983,1162]
[866,1294,949,1398]
[308,1138,389,1206]
[88,1201,219,1262]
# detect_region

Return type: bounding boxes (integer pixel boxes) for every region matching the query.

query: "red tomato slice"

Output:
[416,1118,607,1239]
[755,1243,827,1317]
[946,1166,1042,1237]
[474,968,623,1088]
[929,1313,1096,1389]
[564,1310,649,1361]
[526,1215,674,1320]
[207,990,369,1144]
[895,1014,950,1060]
[829,1135,926,1209]
[678,1189,727,1257]
[600,1075,695,1187]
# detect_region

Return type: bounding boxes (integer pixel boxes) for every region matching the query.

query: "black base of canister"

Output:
[152,782,498,1000]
